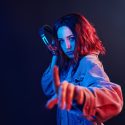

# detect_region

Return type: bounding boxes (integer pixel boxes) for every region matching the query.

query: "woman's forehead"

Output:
[57,26,73,38]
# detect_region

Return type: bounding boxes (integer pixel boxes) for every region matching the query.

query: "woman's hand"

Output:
[46,65,85,111]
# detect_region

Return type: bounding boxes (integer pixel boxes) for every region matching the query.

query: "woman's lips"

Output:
[65,51,73,55]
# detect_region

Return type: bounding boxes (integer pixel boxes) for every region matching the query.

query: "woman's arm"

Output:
[72,56,123,122]
[41,55,58,97]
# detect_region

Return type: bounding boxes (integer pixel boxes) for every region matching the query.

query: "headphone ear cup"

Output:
[39,25,58,55]
[39,25,54,45]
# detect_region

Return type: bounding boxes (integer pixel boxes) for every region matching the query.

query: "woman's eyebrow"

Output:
[57,38,63,40]
[67,35,75,38]
[58,35,74,39]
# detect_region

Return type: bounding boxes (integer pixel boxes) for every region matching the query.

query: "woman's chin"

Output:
[67,55,74,59]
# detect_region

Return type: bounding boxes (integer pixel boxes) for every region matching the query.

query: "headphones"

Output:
[39,25,57,55]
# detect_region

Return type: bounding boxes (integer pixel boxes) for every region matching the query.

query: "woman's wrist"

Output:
[51,55,58,68]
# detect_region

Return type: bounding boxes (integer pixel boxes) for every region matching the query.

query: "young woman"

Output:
[41,13,123,125]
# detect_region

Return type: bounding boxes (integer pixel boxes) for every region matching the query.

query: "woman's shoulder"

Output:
[80,53,99,63]
[79,53,102,68]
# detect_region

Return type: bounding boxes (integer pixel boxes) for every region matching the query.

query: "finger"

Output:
[77,86,84,104]
[66,83,75,110]
[58,81,68,109]
[83,88,91,117]
[53,66,60,93]
[84,88,95,117]
[75,86,84,104]
[46,97,58,109]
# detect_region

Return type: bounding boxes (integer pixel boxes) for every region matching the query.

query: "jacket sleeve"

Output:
[41,65,55,97]
[72,56,123,123]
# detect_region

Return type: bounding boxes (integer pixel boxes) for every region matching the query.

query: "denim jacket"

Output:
[41,54,123,125]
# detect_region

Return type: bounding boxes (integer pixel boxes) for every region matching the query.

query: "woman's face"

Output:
[57,26,76,59]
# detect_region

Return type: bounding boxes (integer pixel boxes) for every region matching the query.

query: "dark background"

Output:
[0,0,125,125]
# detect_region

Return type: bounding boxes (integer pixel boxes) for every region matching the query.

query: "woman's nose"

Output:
[65,40,71,49]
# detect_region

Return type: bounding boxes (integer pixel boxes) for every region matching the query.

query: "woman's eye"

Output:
[69,37,75,41]
[58,39,64,44]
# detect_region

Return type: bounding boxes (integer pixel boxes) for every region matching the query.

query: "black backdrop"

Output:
[1,0,125,125]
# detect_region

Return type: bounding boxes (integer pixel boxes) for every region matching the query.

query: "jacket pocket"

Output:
[74,75,85,85]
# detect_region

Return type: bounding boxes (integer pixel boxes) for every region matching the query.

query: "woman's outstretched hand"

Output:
[46,65,84,111]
